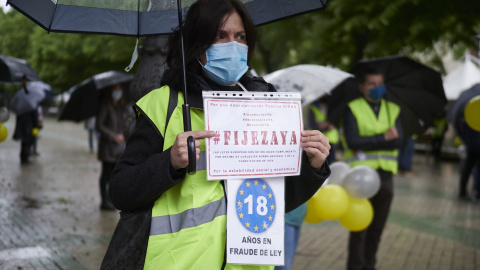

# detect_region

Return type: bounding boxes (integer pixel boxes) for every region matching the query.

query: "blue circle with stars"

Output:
[235,178,276,233]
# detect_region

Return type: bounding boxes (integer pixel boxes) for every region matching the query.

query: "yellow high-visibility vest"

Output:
[343,98,400,174]
[308,104,339,144]
[137,86,273,270]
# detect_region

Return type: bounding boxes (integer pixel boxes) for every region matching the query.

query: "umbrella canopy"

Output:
[263,64,353,107]
[447,83,480,131]
[58,70,134,122]
[443,54,480,101]
[0,55,41,83]
[7,0,328,36]
[9,81,53,115]
[328,55,447,138]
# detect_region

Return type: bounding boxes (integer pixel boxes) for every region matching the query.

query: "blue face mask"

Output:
[368,85,386,100]
[201,41,249,86]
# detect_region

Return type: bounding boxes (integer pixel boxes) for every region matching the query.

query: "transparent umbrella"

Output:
[263,64,353,107]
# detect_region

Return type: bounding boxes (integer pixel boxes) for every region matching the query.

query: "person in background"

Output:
[13,78,39,165]
[431,116,447,160]
[31,105,43,156]
[102,0,331,268]
[455,114,480,201]
[274,203,307,270]
[397,134,417,176]
[308,95,339,164]
[342,67,402,270]
[96,83,128,210]
[85,116,98,153]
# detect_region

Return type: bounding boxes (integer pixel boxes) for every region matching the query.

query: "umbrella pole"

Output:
[177,0,196,174]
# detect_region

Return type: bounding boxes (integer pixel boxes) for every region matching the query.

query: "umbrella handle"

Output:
[183,104,196,174]
[187,136,196,175]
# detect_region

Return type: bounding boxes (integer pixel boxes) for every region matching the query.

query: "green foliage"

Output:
[0,9,137,93]
[252,0,480,75]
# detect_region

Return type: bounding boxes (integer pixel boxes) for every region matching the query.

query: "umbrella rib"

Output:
[47,0,59,33]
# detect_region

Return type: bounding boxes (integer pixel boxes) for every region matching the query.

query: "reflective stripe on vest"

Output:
[343,98,400,174]
[308,104,339,144]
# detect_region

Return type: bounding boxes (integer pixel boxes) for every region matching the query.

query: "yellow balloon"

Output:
[311,184,349,220]
[304,199,324,224]
[339,196,374,232]
[464,95,480,132]
[0,123,7,142]
[32,128,39,137]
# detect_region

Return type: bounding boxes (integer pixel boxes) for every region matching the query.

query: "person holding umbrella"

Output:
[102,0,331,269]
[96,83,130,210]
[12,76,40,165]
[341,67,403,270]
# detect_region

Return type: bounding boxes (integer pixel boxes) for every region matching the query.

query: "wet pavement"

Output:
[1,115,480,270]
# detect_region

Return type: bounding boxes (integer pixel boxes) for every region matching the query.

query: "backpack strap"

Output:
[165,87,178,136]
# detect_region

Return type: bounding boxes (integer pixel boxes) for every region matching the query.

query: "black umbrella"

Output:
[447,83,480,132]
[0,55,41,83]
[328,55,447,138]
[58,71,134,122]
[7,0,328,36]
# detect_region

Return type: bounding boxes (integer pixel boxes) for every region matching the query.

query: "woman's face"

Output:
[199,11,246,66]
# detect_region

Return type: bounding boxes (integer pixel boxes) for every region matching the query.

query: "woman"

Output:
[96,83,128,210]
[105,0,330,269]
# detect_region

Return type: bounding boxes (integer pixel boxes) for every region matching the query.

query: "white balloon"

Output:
[0,107,9,123]
[342,165,380,199]
[327,161,351,186]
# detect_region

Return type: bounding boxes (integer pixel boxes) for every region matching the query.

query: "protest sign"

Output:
[203,91,303,180]
[226,177,285,265]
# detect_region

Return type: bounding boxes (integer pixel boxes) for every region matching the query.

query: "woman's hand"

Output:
[301,130,331,170]
[114,134,125,144]
[171,130,216,171]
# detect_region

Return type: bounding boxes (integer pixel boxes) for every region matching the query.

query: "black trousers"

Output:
[347,169,394,270]
[459,151,480,197]
[20,141,32,163]
[100,162,116,204]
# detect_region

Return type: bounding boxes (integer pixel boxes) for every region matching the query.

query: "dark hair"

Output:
[163,0,256,90]
[356,67,384,84]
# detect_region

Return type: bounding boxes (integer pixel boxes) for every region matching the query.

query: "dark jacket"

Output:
[13,109,38,143]
[96,102,128,163]
[109,69,330,212]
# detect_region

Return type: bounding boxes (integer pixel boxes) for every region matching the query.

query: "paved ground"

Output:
[1,115,479,270]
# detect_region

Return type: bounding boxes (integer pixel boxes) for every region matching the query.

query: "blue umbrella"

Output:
[9,81,53,115]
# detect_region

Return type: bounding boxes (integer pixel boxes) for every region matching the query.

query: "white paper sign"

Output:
[226,177,285,265]
[203,91,303,180]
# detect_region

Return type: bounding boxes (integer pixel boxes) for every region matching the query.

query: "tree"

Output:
[252,0,480,74]
[0,9,137,92]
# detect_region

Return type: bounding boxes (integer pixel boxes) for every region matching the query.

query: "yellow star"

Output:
[268,193,272,198]
[237,200,242,207]
[263,223,267,229]
[268,215,273,221]
[262,184,267,190]
[246,222,250,228]
[254,225,259,231]
[240,189,244,195]
[239,213,244,219]
[254,180,259,185]
[270,204,275,210]
[246,182,251,187]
